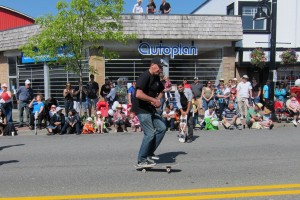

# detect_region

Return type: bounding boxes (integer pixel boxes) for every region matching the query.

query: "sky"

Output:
[0,0,206,18]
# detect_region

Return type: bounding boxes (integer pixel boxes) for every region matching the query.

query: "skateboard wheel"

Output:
[142,169,146,173]
[166,167,171,173]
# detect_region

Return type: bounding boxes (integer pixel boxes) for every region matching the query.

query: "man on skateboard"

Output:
[132,57,168,167]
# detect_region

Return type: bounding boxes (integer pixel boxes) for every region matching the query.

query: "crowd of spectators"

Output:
[0,72,299,137]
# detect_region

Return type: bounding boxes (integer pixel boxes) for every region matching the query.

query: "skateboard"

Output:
[178,115,187,143]
[134,163,178,173]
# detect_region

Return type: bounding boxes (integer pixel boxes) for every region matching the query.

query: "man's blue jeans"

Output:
[137,112,167,163]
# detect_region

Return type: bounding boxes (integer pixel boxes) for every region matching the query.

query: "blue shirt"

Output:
[16,86,34,102]
[128,86,136,102]
[263,85,269,99]
[32,102,44,114]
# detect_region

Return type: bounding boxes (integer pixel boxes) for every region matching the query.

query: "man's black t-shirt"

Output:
[131,70,164,114]
[160,2,171,14]
[86,81,99,99]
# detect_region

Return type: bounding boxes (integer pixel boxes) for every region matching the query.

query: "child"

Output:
[113,104,127,132]
[129,112,141,132]
[82,117,96,134]
[95,111,104,134]
[260,107,274,129]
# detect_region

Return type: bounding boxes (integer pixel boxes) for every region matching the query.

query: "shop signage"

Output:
[138,42,198,59]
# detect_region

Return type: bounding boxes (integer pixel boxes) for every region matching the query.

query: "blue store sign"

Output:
[138,42,198,59]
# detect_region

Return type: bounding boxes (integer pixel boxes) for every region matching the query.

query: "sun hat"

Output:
[117,104,123,109]
[256,103,263,109]
[219,78,224,81]
[87,117,93,122]
[56,107,63,112]
[1,83,8,88]
[233,78,237,81]
[242,75,249,79]
[96,111,101,115]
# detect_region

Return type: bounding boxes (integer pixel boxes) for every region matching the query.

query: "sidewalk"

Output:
[12,109,297,136]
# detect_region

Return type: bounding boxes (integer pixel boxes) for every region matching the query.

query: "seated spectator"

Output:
[0,108,7,136]
[173,109,180,130]
[95,111,105,133]
[246,103,263,129]
[47,107,65,135]
[286,93,300,126]
[28,94,44,130]
[60,109,81,135]
[222,102,242,130]
[260,107,274,129]
[113,104,127,132]
[129,112,141,132]
[274,101,285,122]
[162,105,175,131]
[204,105,218,130]
[44,97,58,125]
[82,117,96,134]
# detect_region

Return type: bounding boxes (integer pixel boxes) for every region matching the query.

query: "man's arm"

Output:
[136,89,160,108]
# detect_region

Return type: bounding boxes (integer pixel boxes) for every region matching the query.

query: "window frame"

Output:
[238,1,271,34]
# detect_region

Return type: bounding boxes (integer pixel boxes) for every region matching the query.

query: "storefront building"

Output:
[0,11,243,105]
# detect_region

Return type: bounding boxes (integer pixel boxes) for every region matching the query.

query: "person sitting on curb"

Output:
[162,105,175,131]
[60,109,81,135]
[260,107,274,129]
[203,105,218,130]
[47,107,65,135]
[222,102,243,130]
[113,104,127,132]
[286,93,300,127]
[246,103,263,129]
[82,117,96,134]
[28,94,44,130]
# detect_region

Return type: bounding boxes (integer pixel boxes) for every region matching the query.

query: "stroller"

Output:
[96,100,110,132]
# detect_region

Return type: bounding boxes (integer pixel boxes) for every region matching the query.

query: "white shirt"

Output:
[237,81,252,98]
[162,110,175,121]
[132,3,143,13]
[204,110,217,119]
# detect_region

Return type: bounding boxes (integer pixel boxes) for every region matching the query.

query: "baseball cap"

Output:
[242,75,249,79]
[1,83,8,88]
[194,77,198,80]
[151,57,168,68]
[25,80,31,84]
[219,78,224,81]
[56,107,63,112]
[96,111,101,115]
[233,78,237,81]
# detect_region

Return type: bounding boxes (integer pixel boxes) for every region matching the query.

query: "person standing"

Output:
[251,77,261,104]
[202,81,214,111]
[175,82,193,142]
[100,77,111,99]
[63,82,74,117]
[127,81,136,106]
[263,80,270,104]
[159,0,171,14]
[236,75,253,119]
[0,83,13,123]
[191,77,203,126]
[86,74,99,117]
[133,0,144,13]
[16,80,34,127]
[147,0,156,14]
[131,57,168,167]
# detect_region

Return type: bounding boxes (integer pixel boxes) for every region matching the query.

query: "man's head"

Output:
[90,74,95,81]
[228,102,234,110]
[194,77,199,83]
[219,78,224,84]
[177,83,184,93]
[105,77,110,84]
[266,80,271,85]
[208,105,214,112]
[25,80,31,88]
[242,75,249,82]
[132,81,136,88]
[137,0,142,5]
[150,57,167,75]
[165,105,170,113]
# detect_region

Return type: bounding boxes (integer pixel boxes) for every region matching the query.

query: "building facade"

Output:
[0,9,243,105]
[192,0,300,83]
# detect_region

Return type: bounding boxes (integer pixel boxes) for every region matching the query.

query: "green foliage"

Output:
[250,48,266,69]
[280,49,299,65]
[21,0,135,74]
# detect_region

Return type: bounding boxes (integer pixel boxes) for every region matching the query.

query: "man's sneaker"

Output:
[229,125,234,130]
[292,120,298,127]
[18,124,23,128]
[148,155,159,160]
[269,124,274,130]
[240,116,244,120]
[137,160,156,167]
[237,125,243,130]
[298,120,300,124]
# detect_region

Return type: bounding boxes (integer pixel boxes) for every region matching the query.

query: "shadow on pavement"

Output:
[157,151,187,164]
[0,160,19,166]
[0,144,25,151]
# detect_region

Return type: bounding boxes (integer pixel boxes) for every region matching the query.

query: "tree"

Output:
[21,0,135,114]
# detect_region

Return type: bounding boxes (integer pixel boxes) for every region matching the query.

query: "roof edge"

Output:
[190,0,211,14]
[0,5,35,21]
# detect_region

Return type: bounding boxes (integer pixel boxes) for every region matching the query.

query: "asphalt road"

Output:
[1,127,300,199]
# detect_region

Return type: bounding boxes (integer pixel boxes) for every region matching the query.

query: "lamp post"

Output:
[254,0,277,117]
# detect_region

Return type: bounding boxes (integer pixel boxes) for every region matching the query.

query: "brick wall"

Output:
[0,52,8,85]
[222,47,236,82]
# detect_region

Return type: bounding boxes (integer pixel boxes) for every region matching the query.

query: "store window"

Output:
[238,2,270,33]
